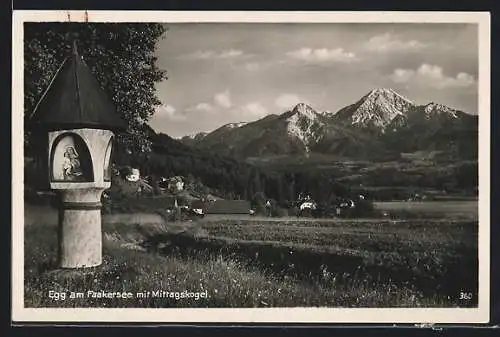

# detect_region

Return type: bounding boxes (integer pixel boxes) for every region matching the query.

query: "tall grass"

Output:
[24,218,476,308]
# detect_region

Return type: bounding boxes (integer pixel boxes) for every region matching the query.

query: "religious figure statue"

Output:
[62,146,84,181]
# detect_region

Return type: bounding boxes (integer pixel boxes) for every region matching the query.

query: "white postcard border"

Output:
[12,10,491,324]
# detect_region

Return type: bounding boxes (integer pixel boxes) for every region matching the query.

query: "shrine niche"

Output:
[103,137,113,182]
[50,133,94,182]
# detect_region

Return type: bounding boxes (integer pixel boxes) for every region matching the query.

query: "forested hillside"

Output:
[109,125,477,204]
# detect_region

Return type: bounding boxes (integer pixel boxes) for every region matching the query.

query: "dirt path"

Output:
[103,213,165,225]
[24,202,477,228]
[23,204,355,227]
[24,204,166,227]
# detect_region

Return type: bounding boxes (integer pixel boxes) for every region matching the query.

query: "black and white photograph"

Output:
[12,11,490,323]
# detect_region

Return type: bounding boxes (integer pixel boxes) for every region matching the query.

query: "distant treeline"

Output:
[112,129,347,205]
[24,125,477,205]
[110,126,477,204]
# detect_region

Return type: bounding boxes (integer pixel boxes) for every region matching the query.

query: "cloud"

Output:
[158,104,176,115]
[214,90,232,108]
[242,60,284,72]
[180,49,245,60]
[365,33,428,53]
[240,102,268,118]
[189,102,213,112]
[182,50,216,60]
[244,62,260,71]
[219,49,244,58]
[275,93,310,110]
[389,69,417,83]
[225,102,269,122]
[285,47,357,63]
[389,64,476,89]
[154,104,186,121]
[186,91,232,114]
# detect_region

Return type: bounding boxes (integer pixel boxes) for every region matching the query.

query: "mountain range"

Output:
[179,88,478,161]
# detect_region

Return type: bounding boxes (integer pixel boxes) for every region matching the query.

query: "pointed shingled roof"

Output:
[28,41,127,132]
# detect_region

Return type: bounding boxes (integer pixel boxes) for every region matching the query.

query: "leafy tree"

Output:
[24,22,167,154]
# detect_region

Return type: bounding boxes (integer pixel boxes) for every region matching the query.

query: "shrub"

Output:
[298,208,313,218]
[288,207,300,217]
[271,206,288,217]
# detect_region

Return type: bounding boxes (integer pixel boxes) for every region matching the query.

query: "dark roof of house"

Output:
[27,41,127,132]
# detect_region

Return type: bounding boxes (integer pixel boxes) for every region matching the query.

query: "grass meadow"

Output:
[24,201,478,308]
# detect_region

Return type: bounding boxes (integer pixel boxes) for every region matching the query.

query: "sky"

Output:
[151,23,478,138]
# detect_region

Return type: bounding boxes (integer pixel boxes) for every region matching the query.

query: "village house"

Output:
[161,176,184,192]
[125,168,140,182]
[115,166,154,195]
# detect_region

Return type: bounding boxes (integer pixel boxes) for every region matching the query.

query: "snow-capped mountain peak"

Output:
[183,88,476,160]
[221,122,248,129]
[422,102,459,119]
[184,131,207,140]
[286,103,324,151]
[366,88,414,104]
[291,103,318,120]
[335,88,415,129]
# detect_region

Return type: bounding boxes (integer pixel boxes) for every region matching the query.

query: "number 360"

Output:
[460,292,473,300]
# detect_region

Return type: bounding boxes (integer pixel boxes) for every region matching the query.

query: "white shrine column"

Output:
[57,187,107,268]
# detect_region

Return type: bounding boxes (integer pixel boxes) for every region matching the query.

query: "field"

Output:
[23,201,478,308]
[374,201,478,220]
